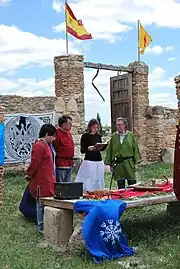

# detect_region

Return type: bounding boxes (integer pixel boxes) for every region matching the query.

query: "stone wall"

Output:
[128,61,177,163]
[0,95,56,114]
[0,56,178,165]
[145,106,178,162]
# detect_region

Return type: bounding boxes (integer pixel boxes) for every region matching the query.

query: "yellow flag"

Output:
[139,23,152,54]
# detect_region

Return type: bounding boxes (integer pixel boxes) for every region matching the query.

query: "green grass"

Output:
[0,163,179,269]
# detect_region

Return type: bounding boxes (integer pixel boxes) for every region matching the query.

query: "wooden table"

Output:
[41,193,177,246]
[41,193,177,210]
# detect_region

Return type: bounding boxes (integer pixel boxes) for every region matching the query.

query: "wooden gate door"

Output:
[110,73,132,133]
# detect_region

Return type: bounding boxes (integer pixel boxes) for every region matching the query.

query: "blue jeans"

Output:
[56,167,72,183]
[36,200,44,232]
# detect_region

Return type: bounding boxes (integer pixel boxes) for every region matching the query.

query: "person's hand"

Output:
[88,146,96,151]
[24,175,31,181]
[110,166,114,173]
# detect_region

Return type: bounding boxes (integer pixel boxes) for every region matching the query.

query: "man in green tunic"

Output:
[104,117,142,189]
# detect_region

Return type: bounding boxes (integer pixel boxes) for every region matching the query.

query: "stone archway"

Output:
[53,55,149,161]
[53,54,178,164]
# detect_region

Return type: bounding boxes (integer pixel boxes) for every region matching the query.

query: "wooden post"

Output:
[137,20,140,62]
[84,62,133,73]
[0,105,5,207]
[65,0,69,55]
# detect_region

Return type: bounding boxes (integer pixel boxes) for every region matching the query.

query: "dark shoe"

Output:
[127,179,136,186]
[117,179,125,189]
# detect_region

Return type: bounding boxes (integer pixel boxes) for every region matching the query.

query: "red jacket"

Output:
[27,140,55,199]
[54,128,74,167]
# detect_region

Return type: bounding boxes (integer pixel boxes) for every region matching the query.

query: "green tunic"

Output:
[104,131,142,180]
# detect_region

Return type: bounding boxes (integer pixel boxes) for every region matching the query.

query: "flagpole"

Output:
[138,20,140,62]
[65,0,69,55]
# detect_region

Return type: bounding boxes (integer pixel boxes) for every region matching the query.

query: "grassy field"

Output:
[1,163,180,269]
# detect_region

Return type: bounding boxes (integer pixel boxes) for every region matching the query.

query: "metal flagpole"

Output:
[138,20,140,62]
[65,0,69,55]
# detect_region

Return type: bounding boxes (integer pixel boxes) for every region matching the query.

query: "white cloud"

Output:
[52,0,63,13]
[149,66,176,108]
[149,92,177,108]
[53,21,132,43]
[168,57,176,62]
[0,24,79,73]
[149,92,176,107]
[0,0,11,6]
[52,0,180,42]
[0,77,54,97]
[165,46,174,52]
[149,67,174,88]
[145,45,174,55]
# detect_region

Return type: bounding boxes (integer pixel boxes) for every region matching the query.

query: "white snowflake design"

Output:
[100,220,122,245]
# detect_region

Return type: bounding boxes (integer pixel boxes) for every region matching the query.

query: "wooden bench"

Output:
[41,193,178,246]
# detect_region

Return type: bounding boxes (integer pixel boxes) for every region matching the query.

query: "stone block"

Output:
[67,97,78,112]
[44,206,73,246]
[69,222,85,254]
[44,206,62,246]
[162,148,174,164]
[54,97,65,113]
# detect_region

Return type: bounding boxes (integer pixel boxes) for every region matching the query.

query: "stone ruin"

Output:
[0,54,179,206]
[0,55,178,165]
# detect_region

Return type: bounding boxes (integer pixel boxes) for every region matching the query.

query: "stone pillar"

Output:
[0,105,5,207]
[128,61,149,162]
[54,55,85,156]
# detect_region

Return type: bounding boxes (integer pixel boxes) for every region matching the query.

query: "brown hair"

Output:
[86,118,99,133]
[116,117,128,129]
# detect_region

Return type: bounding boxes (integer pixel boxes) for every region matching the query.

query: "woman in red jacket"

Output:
[25,124,57,233]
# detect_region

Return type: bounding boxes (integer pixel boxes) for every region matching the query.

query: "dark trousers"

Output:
[117,178,136,189]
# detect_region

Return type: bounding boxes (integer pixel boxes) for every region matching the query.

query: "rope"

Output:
[91,64,105,102]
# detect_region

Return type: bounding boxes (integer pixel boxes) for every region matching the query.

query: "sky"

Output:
[0,0,179,125]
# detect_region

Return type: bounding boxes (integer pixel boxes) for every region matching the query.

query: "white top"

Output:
[117,131,128,144]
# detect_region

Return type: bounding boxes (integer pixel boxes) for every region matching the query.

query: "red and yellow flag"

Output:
[66,3,92,40]
[139,23,152,54]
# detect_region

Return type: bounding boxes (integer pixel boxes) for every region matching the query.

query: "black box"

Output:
[54,182,83,200]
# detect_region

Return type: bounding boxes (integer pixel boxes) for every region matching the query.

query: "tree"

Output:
[96,113,103,136]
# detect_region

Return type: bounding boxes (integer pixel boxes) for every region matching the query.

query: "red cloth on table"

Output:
[53,128,74,167]
[83,182,173,200]
[173,125,180,200]
[27,140,55,199]
[111,182,173,200]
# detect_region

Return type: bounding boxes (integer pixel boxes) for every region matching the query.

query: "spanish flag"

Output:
[66,3,92,40]
[139,23,152,54]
